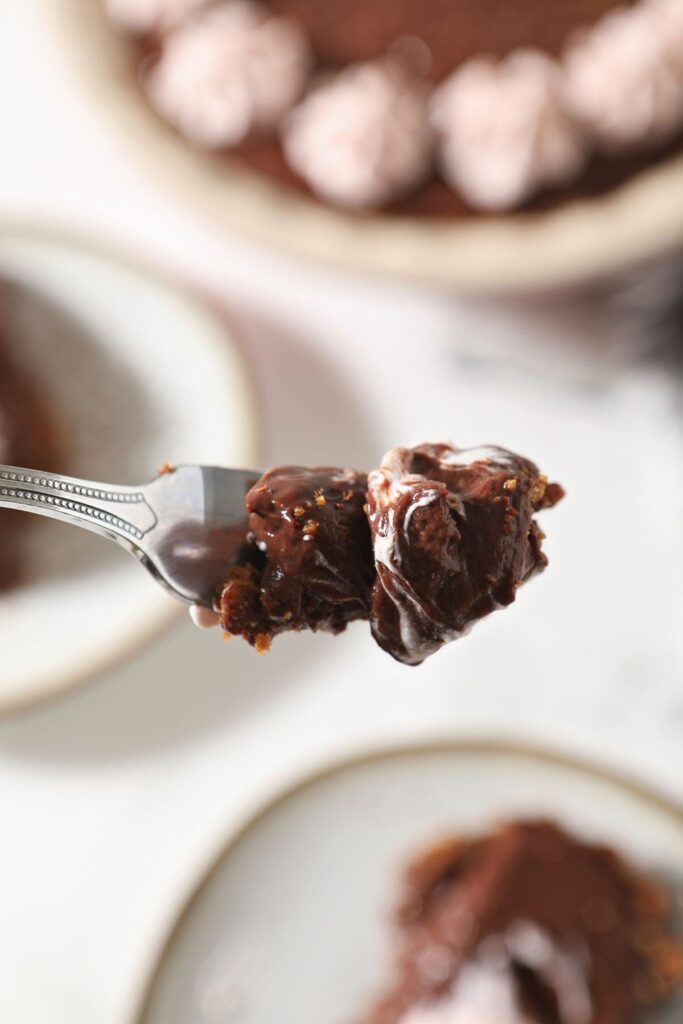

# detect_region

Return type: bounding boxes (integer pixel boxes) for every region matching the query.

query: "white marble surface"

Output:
[0,4,682,1024]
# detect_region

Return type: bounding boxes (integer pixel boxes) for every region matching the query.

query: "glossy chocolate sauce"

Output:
[220,465,373,652]
[220,444,563,664]
[367,444,563,665]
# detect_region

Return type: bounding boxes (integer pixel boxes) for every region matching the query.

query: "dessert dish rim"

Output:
[0,218,260,717]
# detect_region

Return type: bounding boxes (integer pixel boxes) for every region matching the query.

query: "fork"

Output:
[0,463,260,607]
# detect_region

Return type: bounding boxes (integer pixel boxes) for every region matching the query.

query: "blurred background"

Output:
[1,2,683,1023]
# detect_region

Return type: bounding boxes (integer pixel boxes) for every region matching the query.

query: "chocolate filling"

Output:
[221,465,373,652]
[364,820,683,1024]
[219,443,563,664]
[128,0,683,218]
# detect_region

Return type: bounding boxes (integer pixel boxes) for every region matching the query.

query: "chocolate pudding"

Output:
[219,443,563,664]
[221,466,373,653]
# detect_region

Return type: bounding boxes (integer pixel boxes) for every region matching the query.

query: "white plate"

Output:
[135,743,683,1024]
[0,226,258,713]
[54,0,683,293]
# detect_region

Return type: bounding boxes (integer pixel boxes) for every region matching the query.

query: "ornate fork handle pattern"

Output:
[0,466,157,548]
[0,462,258,605]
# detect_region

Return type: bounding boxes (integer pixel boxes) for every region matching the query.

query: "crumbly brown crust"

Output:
[220,465,373,646]
[128,0,683,218]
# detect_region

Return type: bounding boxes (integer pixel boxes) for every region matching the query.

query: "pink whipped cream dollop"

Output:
[431,50,588,211]
[649,0,683,31]
[283,61,433,209]
[114,0,683,212]
[399,923,592,1024]
[564,1,683,152]
[105,0,206,35]
[146,1,310,148]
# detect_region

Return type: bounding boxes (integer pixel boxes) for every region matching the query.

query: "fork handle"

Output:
[0,465,157,551]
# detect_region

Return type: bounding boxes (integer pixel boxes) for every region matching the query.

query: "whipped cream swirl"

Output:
[399,922,592,1024]
[147,1,310,148]
[105,0,207,35]
[283,61,432,208]
[431,50,588,211]
[564,1,683,151]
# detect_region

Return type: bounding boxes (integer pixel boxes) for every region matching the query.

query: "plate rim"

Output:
[130,737,683,1024]
[54,0,683,294]
[0,219,261,717]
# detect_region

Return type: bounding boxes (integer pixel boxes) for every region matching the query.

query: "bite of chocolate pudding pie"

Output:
[219,443,563,664]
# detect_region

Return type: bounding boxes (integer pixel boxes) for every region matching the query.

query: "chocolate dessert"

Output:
[367,444,563,665]
[107,0,683,216]
[219,443,563,665]
[364,820,683,1024]
[221,466,373,654]
[0,316,57,589]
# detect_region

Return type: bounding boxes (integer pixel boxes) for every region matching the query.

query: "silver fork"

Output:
[0,463,260,607]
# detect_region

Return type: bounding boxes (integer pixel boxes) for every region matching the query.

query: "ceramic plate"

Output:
[0,226,258,713]
[54,0,683,292]
[135,743,683,1024]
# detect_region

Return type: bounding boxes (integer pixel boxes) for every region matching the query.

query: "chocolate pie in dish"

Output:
[365,819,683,1024]
[219,442,563,665]
[106,0,683,216]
